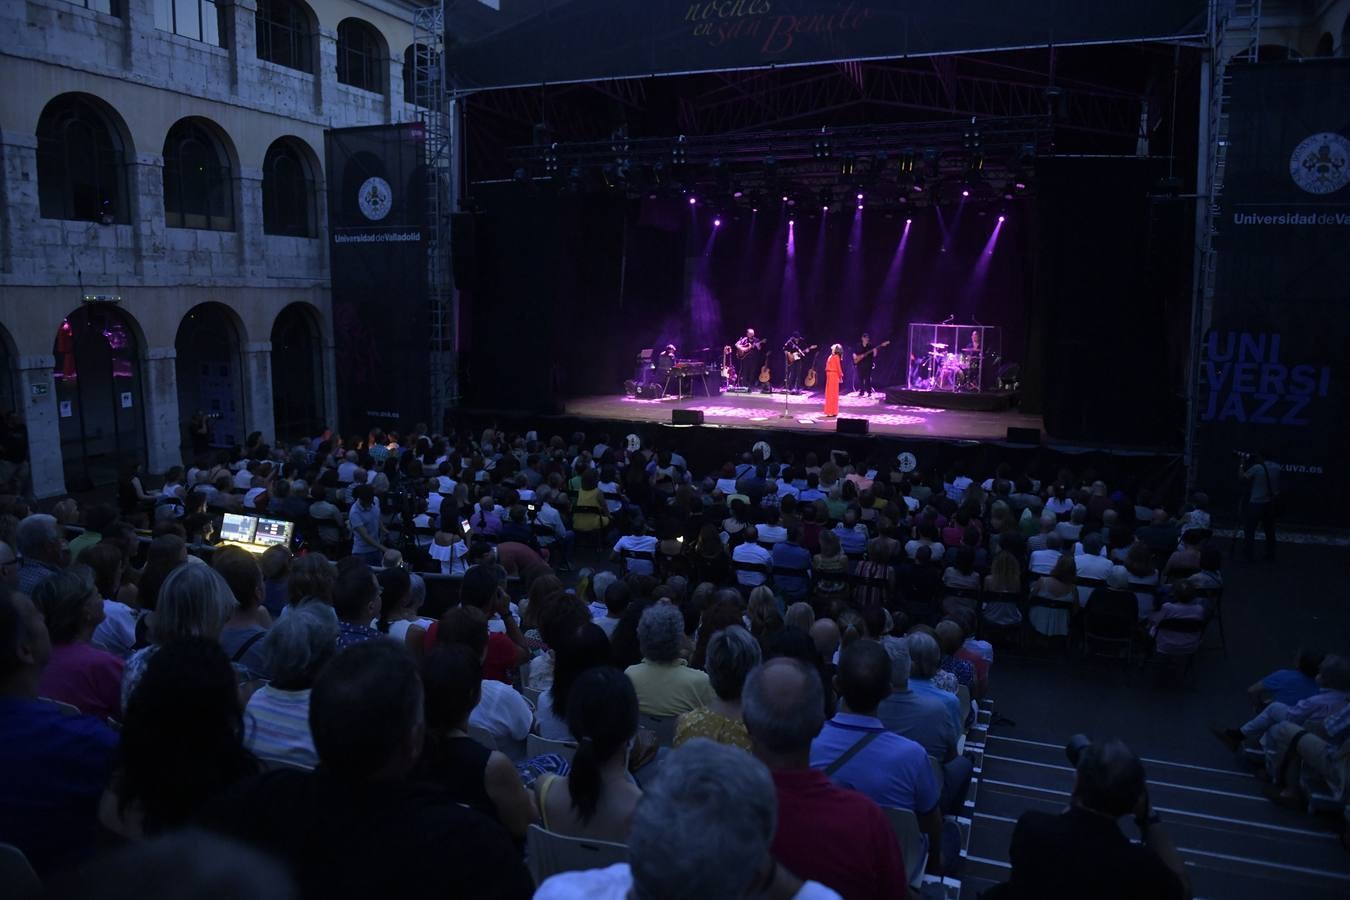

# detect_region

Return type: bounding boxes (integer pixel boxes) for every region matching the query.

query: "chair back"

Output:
[641,714,678,747]
[881,807,927,889]
[619,548,656,574]
[526,824,628,885]
[40,697,82,716]
[956,684,972,731]
[527,733,577,763]
[0,842,39,900]
[467,725,499,751]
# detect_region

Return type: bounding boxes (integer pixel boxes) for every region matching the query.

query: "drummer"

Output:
[963,330,982,355]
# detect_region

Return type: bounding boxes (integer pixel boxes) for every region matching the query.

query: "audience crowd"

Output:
[0,421,1343,898]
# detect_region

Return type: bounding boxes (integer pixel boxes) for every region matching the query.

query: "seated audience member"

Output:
[201,641,533,900]
[1162,529,1205,579]
[979,549,1023,629]
[785,601,815,634]
[1186,544,1224,592]
[612,522,658,576]
[121,564,235,711]
[258,545,292,618]
[675,624,760,750]
[1123,541,1161,619]
[244,604,337,770]
[374,566,433,655]
[811,641,945,876]
[758,507,789,545]
[497,505,537,549]
[1028,533,1064,576]
[1083,564,1139,629]
[691,523,733,585]
[949,608,992,696]
[1148,583,1207,656]
[534,667,642,843]
[1249,649,1324,709]
[103,637,260,840]
[879,639,972,815]
[772,525,813,602]
[1028,555,1077,638]
[534,739,840,900]
[935,619,976,690]
[743,657,908,898]
[907,631,963,736]
[80,542,138,659]
[332,565,382,650]
[438,565,529,684]
[1007,738,1188,900]
[417,644,535,839]
[732,525,773,588]
[1073,534,1114,604]
[32,566,124,721]
[287,552,337,609]
[624,603,715,716]
[811,530,850,611]
[213,547,271,679]
[832,508,869,556]
[437,607,533,747]
[536,622,612,740]
[16,513,67,595]
[1213,655,1350,753]
[905,522,945,562]
[1026,513,1058,553]
[1134,509,1179,558]
[1258,702,1350,811]
[593,578,628,637]
[0,586,118,875]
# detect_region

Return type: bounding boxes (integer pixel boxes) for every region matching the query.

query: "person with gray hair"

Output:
[32,564,124,721]
[674,625,760,750]
[1213,654,1350,754]
[906,631,963,736]
[242,604,338,769]
[120,563,235,712]
[879,636,971,814]
[15,513,67,595]
[534,738,842,900]
[624,603,713,716]
[742,657,906,898]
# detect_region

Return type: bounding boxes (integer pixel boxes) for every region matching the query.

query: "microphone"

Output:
[943,314,955,324]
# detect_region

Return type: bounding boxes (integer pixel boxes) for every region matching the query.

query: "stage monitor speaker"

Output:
[836,418,869,435]
[1007,426,1041,445]
[672,409,705,426]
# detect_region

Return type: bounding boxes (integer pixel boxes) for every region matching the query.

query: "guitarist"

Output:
[851,332,886,397]
[782,332,817,394]
[734,328,765,390]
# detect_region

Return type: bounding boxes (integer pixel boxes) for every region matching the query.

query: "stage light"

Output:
[714,218,722,227]
[781,195,788,202]
[856,193,864,201]
[789,219,795,226]
[913,184,923,193]
[689,197,697,205]
[733,190,743,198]
[752,208,758,213]
[857,204,864,211]
[961,189,970,198]
[998,215,1005,222]
[822,205,829,212]
[1014,182,1027,190]
[906,218,912,224]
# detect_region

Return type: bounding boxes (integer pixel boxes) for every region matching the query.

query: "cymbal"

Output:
[929,342,947,349]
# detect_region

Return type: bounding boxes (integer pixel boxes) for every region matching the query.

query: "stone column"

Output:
[315,26,336,115]
[0,130,39,278]
[126,153,166,279]
[15,356,66,500]
[142,347,181,474]
[242,341,275,447]
[227,0,258,97]
[237,166,266,280]
[123,0,155,74]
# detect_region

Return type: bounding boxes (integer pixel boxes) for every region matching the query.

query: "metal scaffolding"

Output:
[412,1,457,428]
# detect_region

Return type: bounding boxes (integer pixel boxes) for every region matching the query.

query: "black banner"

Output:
[1195,60,1350,526]
[325,124,428,434]
[446,0,1205,91]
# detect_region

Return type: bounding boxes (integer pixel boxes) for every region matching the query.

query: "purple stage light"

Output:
[689,197,697,205]
[752,207,758,213]
[856,193,864,200]
[788,219,795,226]
[1014,182,1026,190]
[713,217,722,227]
[912,184,923,192]
[781,195,788,202]
[822,205,829,212]
[998,215,1005,222]
[733,190,743,198]
[857,204,864,211]
[961,189,969,198]
[906,218,912,225]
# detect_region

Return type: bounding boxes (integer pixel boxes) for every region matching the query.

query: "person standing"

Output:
[1239,451,1280,562]
[783,332,809,394]
[852,333,875,396]
[823,344,843,418]
[735,328,763,391]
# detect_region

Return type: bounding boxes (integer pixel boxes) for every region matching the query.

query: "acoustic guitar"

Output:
[803,367,818,388]
[758,363,772,384]
[735,337,767,359]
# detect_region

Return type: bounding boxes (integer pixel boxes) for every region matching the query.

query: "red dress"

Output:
[824,354,843,416]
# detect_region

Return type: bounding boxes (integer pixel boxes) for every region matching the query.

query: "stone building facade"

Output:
[0,0,428,497]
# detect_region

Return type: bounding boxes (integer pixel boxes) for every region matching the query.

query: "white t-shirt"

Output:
[1028,548,1062,575]
[757,524,788,545]
[470,679,533,742]
[233,469,255,490]
[732,542,773,586]
[336,461,359,483]
[1073,553,1114,606]
[613,535,658,575]
[92,600,139,659]
[535,865,840,900]
[715,477,739,496]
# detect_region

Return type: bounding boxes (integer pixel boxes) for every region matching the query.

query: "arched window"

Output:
[37,95,128,223]
[337,19,385,93]
[403,43,439,106]
[151,0,226,46]
[256,0,313,73]
[163,120,234,231]
[262,139,315,237]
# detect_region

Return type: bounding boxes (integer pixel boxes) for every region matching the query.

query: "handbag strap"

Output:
[823,729,882,777]
[230,630,266,663]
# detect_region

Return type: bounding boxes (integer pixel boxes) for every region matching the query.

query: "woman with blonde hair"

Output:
[823,344,844,417]
[1028,554,1077,638]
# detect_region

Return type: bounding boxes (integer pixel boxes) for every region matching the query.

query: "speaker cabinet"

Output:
[672,409,705,426]
[836,418,869,435]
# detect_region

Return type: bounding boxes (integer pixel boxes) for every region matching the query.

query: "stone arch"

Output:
[270,301,327,441]
[175,302,248,456]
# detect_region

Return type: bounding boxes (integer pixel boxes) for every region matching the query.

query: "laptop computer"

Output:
[218,513,295,555]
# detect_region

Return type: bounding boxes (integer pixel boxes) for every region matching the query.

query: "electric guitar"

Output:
[852,340,891,365]
[784,343,819,364]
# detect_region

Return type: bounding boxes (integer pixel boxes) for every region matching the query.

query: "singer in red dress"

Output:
[824,344,843,417]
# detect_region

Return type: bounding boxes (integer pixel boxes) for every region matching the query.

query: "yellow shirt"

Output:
[674,707,752,751]
[624,659,715,717]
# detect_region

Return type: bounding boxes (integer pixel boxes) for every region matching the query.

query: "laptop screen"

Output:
[220,513,257,544]
[253,517,294,547]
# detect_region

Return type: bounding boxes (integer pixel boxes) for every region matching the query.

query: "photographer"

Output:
[1238,450,1280,562]
[1004,737,1189,899]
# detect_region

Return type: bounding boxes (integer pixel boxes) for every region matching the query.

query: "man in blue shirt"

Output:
[1250,649,1323,708]
[347,484,387,565]
[770,527,813,602]
[831,507,869,556]
[906,631,963,736]
[879,639,973,813]
[0,587,118,875]
[810,640,944,877]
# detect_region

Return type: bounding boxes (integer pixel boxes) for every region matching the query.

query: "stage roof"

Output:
[446,0,1208,92]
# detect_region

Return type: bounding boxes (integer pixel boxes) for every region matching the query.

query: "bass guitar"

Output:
[852,339,891,365]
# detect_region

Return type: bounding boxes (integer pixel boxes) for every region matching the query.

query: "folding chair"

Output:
[0,842,39,900]
[467,725,499,751]
[1152,617,1206,683]
[641,714,678,747]
[731,559,771,593]
[527,733,577,763]
[619,548,657,576]
[771,564,812,602]
[1190,584,1226,652]
[40,697,82,716]
[570,506,608,550]
[882,807,927,890]
[956,685,972,734]
[526,824,628,884]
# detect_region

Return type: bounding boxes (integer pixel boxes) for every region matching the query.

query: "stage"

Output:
[565,388,1045,444]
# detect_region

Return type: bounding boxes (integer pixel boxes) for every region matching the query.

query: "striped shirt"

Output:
[243,686,317,769]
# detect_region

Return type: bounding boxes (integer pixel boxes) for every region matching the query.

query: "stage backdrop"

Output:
[1193,60,1350,526]
[324,124,428,434]
[447,0,1206,91]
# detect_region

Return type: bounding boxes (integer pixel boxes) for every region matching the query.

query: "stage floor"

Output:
[565,389,1046,443]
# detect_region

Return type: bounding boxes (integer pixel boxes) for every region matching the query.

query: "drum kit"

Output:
[911,341,992,392]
